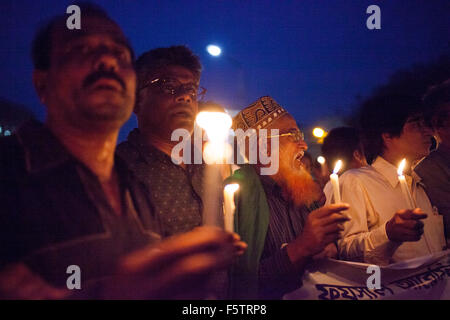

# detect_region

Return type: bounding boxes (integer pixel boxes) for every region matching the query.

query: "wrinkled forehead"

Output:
[51,16,131,52]
[267,113,299,131]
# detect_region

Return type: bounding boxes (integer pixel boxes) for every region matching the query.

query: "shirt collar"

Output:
[371,156,402,188]
[125,128,205,174]
[126,128,171,165]
[16,120,73,174]
[372,156,421,188]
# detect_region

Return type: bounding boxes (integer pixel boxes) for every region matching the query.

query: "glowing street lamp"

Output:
[206,45,222,57]
[313,127,325,138]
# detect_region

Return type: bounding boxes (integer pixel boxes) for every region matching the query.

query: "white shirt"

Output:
[324,156,446,265]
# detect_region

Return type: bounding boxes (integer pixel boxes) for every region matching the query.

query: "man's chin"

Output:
[273,165,322,207]
[78,102,132,127]
[170,118,195,133]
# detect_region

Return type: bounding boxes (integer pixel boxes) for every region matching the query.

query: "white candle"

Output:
[397,159,415,209]
[223,184,239,233]
[196,111,233,227]
[330,160,342,204]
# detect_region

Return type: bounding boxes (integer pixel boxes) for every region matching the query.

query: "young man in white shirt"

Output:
[331,94,446,265]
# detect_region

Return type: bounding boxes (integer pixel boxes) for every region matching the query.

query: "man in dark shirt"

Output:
[0,4,244,299]
[117,46,210,237]
[415,79,450,243]
[230,96,349,299]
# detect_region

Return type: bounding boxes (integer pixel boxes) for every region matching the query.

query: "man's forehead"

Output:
[153,65,198,83]
[268,114,299,131]
[52,16,128,48]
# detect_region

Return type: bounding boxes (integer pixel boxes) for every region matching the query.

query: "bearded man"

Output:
[228,96,349,299]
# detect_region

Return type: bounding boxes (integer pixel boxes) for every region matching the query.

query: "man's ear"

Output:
[381,133,392,144]
[33,70,48,104]
[353,149,363,162]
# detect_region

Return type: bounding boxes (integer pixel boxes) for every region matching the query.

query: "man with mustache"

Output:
[336,93,446,265]
[0,4,244,299]
[229,96,350,299]
[117,46,210,237]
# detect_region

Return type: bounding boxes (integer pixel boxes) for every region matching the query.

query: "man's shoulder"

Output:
[416,150,450,177]
[229,165,260,185]
[116,139,137,158]
[340,166,378,183]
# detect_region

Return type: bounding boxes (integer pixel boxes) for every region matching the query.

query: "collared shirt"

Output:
[117,129,206,237]
[327,156,446,265]
[415,145,450,239]
[117,129,227,298]
[0,121,162,287]
[258,174,319,299]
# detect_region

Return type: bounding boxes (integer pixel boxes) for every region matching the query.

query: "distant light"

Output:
[0,126,2,134]
[207,45,222,57]
[4,130,11,136]
[317,156,326,164]
[313,127,325,138]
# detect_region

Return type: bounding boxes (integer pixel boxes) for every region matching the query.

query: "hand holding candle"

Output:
[223,183,239,233]
[330,160,342,204]
[397,158,415,209]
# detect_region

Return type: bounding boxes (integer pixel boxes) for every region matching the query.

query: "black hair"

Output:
[423,79,450,129]
[359,93,424,163]
[135,45,202,87]
[322,127,362,169]
[31,2,133,70]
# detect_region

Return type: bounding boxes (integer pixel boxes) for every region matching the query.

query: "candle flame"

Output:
[195,111,232,142]
[333,160,342,174]
[224,183,239,194]
[397,158,406,176]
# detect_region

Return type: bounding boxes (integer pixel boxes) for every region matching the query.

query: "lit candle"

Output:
[223,184,239,233]
[196,111,233,226]
[397,158,415,209]
[330,160,342,204]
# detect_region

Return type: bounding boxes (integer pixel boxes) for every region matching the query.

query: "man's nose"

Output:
[298,139,308,151]
[175,92,193,104]
[93,49,119,72]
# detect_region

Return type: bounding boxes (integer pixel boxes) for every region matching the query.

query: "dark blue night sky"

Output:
[1,0,449,141]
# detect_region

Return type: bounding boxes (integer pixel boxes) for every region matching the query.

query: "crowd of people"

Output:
[0,3,449,300]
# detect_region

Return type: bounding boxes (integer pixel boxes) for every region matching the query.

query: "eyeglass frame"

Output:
[268,129,305,142]
[138,77,207,101]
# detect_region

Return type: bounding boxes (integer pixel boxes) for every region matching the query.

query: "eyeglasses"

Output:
[268,129,305,142]
[405,116,432,132]
[139,77,207,101]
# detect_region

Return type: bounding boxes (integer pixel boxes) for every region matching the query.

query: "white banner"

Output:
[284,250,450,300]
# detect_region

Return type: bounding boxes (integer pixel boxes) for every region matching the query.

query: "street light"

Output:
[206,45,222,57]
[313,127,325,138]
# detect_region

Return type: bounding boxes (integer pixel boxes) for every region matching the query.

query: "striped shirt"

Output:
[258,174,319,299]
